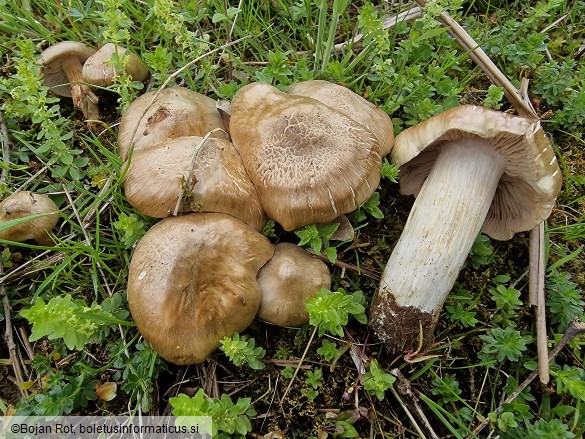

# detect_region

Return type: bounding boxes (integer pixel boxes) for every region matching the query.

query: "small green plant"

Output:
[466,233,495,269]
[478,327,533,363]
[362,360,395,401]
[306,288,367,337]
[546,270,585,331]
[109,341,164,412]
[170,389,256,438]
[220,333,266,370]
[317,339,340,361]
[484,84,505,109]
[381,158,400,182]
[113,212,147,248]
[489,411,518,433]
[302,368,324,402]
[281,366,294,379]
[20,294,130,351]
[349,192,384,223]
[446,302,479,327]
[295,222,339,262]
[431,374,463,404]
[490,278,523,324]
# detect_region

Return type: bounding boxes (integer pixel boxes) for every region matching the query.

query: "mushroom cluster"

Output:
[121,80,395,364]
[369,105,562,353]
[40,41,148,127]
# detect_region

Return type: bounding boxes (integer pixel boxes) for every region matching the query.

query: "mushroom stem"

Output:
[370,138,505,352]
[61,56,100,123]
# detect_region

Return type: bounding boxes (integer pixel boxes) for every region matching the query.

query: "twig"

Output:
[391,368,440,439]
[469,318,585,437]
[534,221,550,384]
[0,110,11,185]
[2,292,28,397]
[280,326,318,403]
[172,128,226,216]
[309,251,381,281]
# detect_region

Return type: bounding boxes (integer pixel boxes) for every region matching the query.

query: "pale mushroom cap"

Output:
[393,105,562,240]
[0,192,58,245]
[118,87,229,161]
[288,80,394,157]
[123,136,267,230]
[127,213,274,365]
[230,82,383,231]
[82,43,149,87]
[40,41,96,97]
[257,243,331,327]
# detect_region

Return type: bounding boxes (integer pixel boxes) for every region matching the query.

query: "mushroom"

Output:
[123,135,267,230]
[230,82,383,231]
[40,41,100,123]
[256,243,331,326]
[369,105,562,352]
[127,213,274,364]
[118,87,229,161]
[287,80,395,157]
[0,192,58,246]
[82,43,148,87]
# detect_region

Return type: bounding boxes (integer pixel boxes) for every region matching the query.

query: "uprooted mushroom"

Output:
[369,105,562,353]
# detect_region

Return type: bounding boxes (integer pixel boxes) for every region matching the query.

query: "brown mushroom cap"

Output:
[393,105,562,240]
[82,43,148,87]
[40,41,96,97]
[257,243,331,327]
[123,135,267,230]
[0,192,58,245]
[118,87,229,161]
[287,80,394,157]
[127,213,274,365]
[230,82,383,231]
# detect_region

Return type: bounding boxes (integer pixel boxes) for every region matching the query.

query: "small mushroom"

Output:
[127,213,274,364]
[256,243,331,327]
[0,192,58,246]
[82,43,148,87]
[123,135,267,230]
[118,87,229,161]
[287,80,395,157]
[230,82,383,231]
[369,105,562,352]
[40,41,100,123]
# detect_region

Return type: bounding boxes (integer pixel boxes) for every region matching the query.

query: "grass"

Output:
[1,0,584,437]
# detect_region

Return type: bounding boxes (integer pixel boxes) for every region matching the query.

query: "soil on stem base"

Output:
[369,291,438,353]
